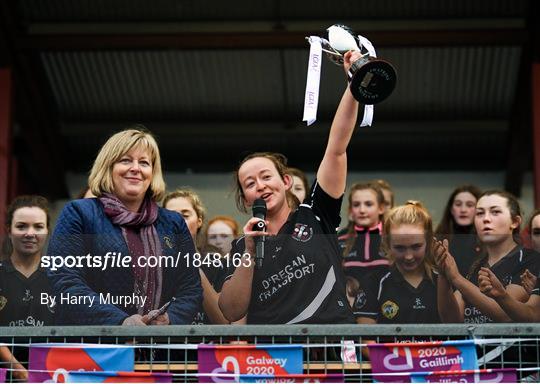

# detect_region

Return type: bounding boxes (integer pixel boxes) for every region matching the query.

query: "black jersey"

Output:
[192,261,229,325]
[338,222,389,284]
[0,259,55,326]
[225,181,354,324]
[353,266,440,324]
[464,246,540,323]
[447,225,481,277]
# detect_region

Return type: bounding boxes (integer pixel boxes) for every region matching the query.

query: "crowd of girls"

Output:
[4,179,539,329]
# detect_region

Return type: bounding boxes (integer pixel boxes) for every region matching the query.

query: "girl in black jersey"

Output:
[527,209,540,253]
[338,182,388,305]
[0,195,53,381]
[435,185,482,277]
[163,189,233,324]
[355,201,443,324]
[218,51,363,324]
[479,267,540,322]
[437,190,540,323]
[519,210,540,294]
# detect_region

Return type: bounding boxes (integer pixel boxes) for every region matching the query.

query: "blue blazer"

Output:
[47,198,202,325]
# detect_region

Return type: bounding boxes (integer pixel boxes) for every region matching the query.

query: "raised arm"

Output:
[317,51,361,198]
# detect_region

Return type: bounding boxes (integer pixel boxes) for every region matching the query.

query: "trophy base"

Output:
[348,57,397,104]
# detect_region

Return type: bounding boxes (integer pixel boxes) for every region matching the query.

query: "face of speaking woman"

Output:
[238,156,292,216]
[112,146,153,212]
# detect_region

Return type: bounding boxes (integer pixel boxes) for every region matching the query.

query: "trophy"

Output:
[319,25,397,104]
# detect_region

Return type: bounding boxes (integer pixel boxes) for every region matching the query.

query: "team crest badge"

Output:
[292,223,313,242]
[354,290,367,309]
[381,300,399,320]
[0,296,7,311]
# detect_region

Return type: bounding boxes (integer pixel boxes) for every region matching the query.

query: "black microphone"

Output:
[251,198,267,269]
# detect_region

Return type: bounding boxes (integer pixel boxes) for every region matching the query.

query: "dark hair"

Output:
[342,182,385,259]
[2,195,50,259]
[528,209,540,232]
[467,190,522,279]
[234,152,298,214]
[479,190,522,240]
[287,167,309,194]
[346,276,360,300]
[435,185,482,239]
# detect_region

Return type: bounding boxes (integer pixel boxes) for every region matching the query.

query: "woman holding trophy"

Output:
[219,48,365,324]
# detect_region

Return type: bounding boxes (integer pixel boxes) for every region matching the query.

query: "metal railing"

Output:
[1,324,539,382]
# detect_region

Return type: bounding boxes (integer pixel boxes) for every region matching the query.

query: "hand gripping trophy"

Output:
[303,25,397,126]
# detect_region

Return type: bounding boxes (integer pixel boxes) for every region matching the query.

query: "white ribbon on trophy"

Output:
[303,28,381,127]
[303,36,322,126]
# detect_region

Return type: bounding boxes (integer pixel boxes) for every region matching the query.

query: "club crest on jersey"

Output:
[292,223,313,242]
[354,290,367,309]
[0,296,6,311]
[381,300,399,320]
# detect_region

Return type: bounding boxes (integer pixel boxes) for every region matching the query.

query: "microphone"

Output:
[251,198,267,269]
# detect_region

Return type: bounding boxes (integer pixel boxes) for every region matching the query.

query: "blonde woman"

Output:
[47,128,201,325]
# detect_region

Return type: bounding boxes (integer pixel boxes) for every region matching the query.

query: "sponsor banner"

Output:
[237,373,344,383]
[410,368,517,383]
[368,340,478,383]
[28,344,134,383]
[198,344,302,383]
[67,371,173,383]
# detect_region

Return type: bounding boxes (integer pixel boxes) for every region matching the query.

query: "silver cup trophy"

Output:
[319,25,397,104]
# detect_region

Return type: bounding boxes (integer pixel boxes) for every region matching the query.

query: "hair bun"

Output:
[405,200,422,207]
